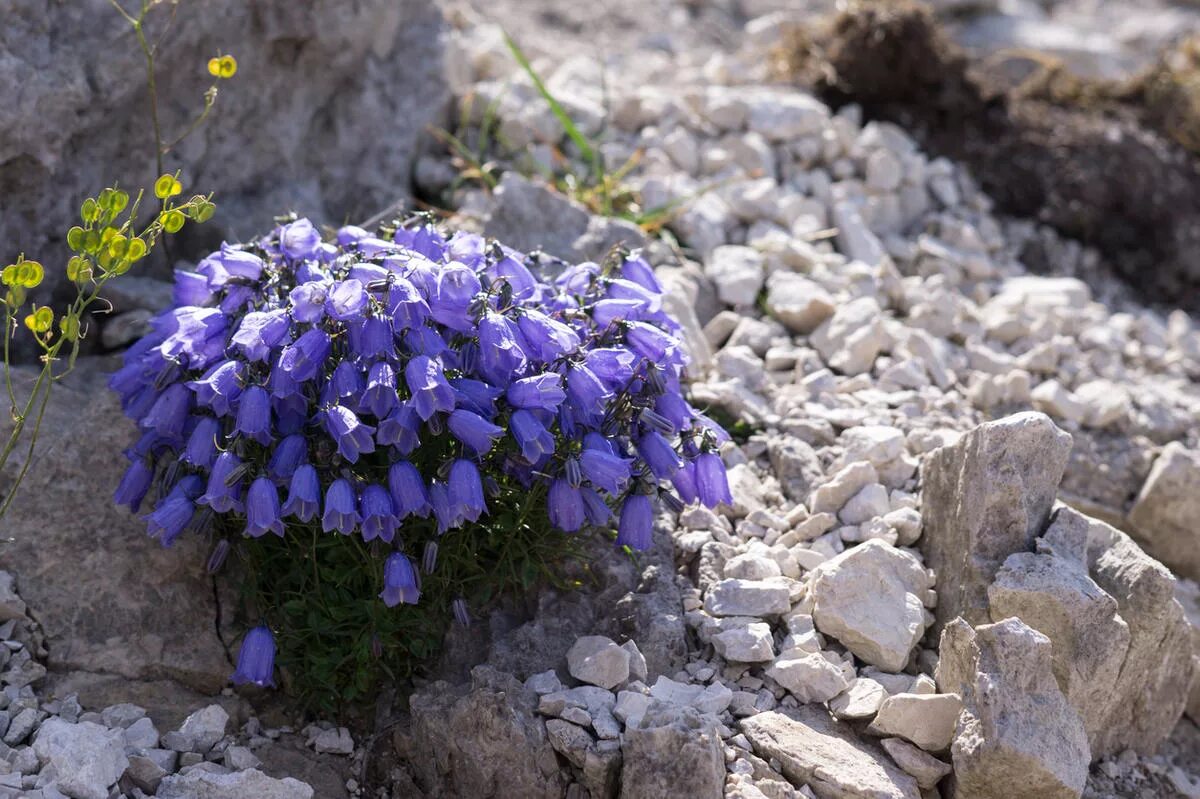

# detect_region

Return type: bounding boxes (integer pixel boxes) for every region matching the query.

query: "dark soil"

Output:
[784,1,1200,313]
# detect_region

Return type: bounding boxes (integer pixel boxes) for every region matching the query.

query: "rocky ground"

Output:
[1,1,1199,798]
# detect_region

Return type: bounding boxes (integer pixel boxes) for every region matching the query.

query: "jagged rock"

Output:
[178,705,229,754]
[867,693,961,752]
[919,412,1072,631]
[1177,579,1200,722]
[399,665,567,798]
[708,245,766,308]
[879,738,952,790]
[620,702,724,799]
[766,652,850,704]
[713,622,776,663]
[765,272,836,334]
[705,579,792,618]
[741,705,920,799]
[987,546,1129,753]
[482,173,590,260]
[157,767,314,799]
[1,0,447,302]
[830,678,888,721]
[810,540,931,671]
[0,574,26,622]
[1031,506,1194,756]
[32,719,129,799]
[566,636,630,690]
[811,297,887,376]
[936,617,1089,799]
[1128,443,1200,581]
[0,360,232,694]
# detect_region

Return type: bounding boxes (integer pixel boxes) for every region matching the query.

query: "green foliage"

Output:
[433,35,701,232]
[229,485,589,713]
[0,0,236,521]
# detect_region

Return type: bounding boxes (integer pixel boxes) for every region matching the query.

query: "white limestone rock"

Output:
[811,540,931,671]
[567,636,631,690]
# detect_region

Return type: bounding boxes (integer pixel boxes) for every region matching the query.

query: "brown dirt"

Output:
[780,0,1200,313]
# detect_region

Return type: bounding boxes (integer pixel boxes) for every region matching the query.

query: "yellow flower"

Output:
[207,55,237,79]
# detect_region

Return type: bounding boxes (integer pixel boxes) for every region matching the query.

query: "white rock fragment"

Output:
[868,692,962,752]
[766,651,851,703]
[567,636,631,690]
[810,540,931,671]
[713,622,776,663]
[708,245,765,307]
[705,579,792,618]
[811,297,887,376]
[33,719,129,799]
[764,272,835,335]
[830,678,888,721]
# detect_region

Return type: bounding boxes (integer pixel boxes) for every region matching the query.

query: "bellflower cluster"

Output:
[110,215,730,691]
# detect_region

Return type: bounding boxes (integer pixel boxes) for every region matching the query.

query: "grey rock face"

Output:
[399,666,567,798]
[0,360,231,694]
[32,719,129,799]
[620,702,724,799]
[936,617,1089,799]
[741,705,921,799]
[156,767,314,799]
[1036,507,1194,757]
[0,0,447,302]
[1128,442,1200,581]
[919,412,1072,631]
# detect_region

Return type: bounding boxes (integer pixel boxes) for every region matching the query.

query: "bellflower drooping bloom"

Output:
[695,452,733,508]
[360,362,398,419]
[327,279,368,321]
[277,329,331,384]
[447,409,503,455]
[234,385,273,445]
[510,410,554,463]
[477,311,527,384]
[637,431,683,479]
[231,625,276,687]
[379,553,420,607]
[114,458,155,513]
[113,217,728,696]
[448,459,485,525]
[405,355,456,421]
[280,218,322,261]
[199,451,245,514]
[267,434,307,482]
[615,493,654,551]
[324,405,375,463]
[517,309,580,362]
[231,310,290,363]
[548,479,584,532]
[359,484,398,543]
[506,373,565,411]
[322,478,359,535]
[388,461,431,519]
[182,416,221,469]
[282,464,320,522]
[245,477,285,538]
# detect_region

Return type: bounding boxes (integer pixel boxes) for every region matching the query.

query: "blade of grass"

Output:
[503,32,601,184]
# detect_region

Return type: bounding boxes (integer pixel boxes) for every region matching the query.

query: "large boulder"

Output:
[741,705,921,799]
[0,0,447,299]
[620,702,725,799]
[1031,507,1194,756]
[919,412,1072,631]
[397,666,567,798]
[936,617,1089,799]
[0,359,231,693]
[1127,442,1200,581]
